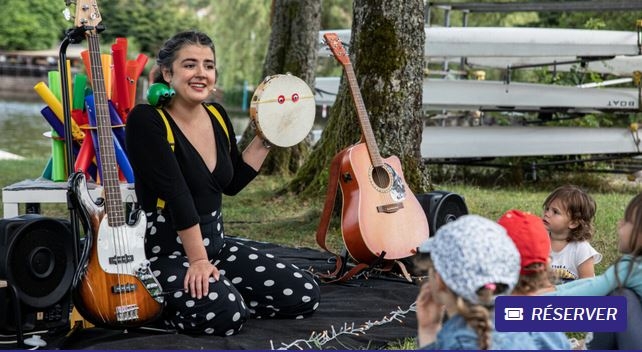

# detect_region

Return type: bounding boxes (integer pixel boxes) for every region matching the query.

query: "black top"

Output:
[125,102,257,230]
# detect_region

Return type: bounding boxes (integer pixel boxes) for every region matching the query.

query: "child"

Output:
[542,184,602,282]
[414,215,537,350]
[544,193,642,350]
[498,209,571,350]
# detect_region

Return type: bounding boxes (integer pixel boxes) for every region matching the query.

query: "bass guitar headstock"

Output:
[65,0,103,35]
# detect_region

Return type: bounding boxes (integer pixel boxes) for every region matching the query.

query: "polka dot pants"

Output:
[145,210,321,336]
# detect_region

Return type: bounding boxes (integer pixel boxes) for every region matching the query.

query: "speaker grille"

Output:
[3,217,73,309]
[416,191,469,235]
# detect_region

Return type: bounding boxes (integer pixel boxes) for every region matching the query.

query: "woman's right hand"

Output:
[184,259,220,299]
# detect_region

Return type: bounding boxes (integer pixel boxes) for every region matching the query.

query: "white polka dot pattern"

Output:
[143,212,319,336]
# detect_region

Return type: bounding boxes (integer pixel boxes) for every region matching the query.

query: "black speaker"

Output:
[416,191,469,236]
[0,214,74,335]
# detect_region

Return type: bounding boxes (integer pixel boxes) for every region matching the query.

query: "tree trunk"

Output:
[239,0,321,175]
[289,0,431,197]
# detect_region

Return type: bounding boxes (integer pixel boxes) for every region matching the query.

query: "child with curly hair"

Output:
[544,193,642,350]
[543,185,602,282]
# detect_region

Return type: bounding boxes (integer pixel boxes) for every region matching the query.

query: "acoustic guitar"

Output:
[323,33,430,264]
[68,0,164,328]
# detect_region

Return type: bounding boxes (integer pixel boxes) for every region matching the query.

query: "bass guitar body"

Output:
[70,172,164,328]
[337,143,430,264]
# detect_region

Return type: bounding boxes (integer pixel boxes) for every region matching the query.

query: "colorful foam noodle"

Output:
[120,54,149,124]
[63,59,73,111]
[72,73,89,126]
[85,94,134,184]
[42,157,53,180]
[40,107,82,155]
[111,42,130,118]
[101,53,112,100]
[47,71,66,181]
[33,82,85,140]
[107,100,127,151]
[75,130,98,182]
[80,50,112,99]
[50,133,67,181]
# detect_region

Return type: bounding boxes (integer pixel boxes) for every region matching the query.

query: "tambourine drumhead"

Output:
[250,74,316,147]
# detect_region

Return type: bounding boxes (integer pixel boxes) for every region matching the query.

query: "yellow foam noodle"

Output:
[101,54,112,99]
[66,59,73,107]
[34,82,85,140]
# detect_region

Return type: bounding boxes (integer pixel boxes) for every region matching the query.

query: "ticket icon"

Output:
[504,307,524,320]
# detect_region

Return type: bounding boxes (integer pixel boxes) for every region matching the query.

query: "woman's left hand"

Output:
[184,259,220,299]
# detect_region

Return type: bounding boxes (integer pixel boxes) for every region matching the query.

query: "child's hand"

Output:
[416,280,445,347]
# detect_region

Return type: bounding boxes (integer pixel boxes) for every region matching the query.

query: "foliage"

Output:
[98,0,201,56]
[0,0,69,50]
[206,0,273,92]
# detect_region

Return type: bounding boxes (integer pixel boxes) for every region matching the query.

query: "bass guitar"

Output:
[323,33,429,264]
[69,0,163,328]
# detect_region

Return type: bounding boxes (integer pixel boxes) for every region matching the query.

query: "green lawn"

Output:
[2,158,639,349]
[2,158,638,275]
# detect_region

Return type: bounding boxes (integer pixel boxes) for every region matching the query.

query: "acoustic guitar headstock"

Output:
[323,33,350,66]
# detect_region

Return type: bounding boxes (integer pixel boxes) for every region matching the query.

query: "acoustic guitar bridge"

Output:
[376,202,404,213]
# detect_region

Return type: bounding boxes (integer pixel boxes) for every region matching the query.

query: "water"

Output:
[0,100,252,160]
[0,100,51,158]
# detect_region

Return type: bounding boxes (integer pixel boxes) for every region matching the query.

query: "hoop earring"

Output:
[147,83,175,107]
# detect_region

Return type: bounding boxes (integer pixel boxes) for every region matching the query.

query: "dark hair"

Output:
[153,30,216,84]
[615,193,642,287]
[543,184,596,242]
[512,263,554,294]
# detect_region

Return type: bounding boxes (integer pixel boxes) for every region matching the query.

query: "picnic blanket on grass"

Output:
[55,238,419,350]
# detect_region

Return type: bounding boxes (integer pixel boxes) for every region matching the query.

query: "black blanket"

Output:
[15,240,420,350]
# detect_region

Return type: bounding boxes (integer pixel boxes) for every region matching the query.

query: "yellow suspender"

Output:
[205,104,230,149]
[154,104,230,209]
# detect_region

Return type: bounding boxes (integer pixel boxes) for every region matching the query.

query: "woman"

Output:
[126,30,320,336]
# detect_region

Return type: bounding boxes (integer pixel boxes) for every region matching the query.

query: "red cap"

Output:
[497,209,550,274]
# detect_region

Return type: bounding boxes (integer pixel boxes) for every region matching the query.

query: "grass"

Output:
[2,159,640,349]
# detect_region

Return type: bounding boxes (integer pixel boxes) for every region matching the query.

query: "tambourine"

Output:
[249,74,316,147]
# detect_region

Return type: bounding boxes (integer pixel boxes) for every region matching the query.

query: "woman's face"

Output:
[163,44,216,105]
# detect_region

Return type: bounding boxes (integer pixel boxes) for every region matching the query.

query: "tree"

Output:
[289,0,430,197]
[98,0,201,55]
[238,0,322,175]
[0,0,69,50]
[206,0,273,98]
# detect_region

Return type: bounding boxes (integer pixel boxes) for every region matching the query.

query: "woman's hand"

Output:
[184,259,220,299]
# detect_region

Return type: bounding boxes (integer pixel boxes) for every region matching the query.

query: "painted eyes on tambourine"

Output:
[277,93,301,104]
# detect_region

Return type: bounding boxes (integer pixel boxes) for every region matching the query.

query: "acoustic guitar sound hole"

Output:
[371,166,391,190]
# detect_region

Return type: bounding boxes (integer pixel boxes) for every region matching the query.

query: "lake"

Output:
[0,100,51,158]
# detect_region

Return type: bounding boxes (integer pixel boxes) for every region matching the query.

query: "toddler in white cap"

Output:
[414,214,537,350]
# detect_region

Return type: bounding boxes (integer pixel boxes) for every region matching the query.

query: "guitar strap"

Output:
[315,150,370,283]
[154,104,230,209]
[316,148,414,283]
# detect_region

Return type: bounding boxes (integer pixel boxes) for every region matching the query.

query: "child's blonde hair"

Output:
[543,184,596,242]
[413,254,510,350]
[455,284,508,350]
